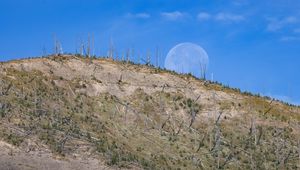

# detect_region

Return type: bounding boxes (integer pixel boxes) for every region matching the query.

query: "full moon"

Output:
[164,42,209,78]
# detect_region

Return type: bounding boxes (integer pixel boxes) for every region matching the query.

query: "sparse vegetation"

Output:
[0,55,299,169]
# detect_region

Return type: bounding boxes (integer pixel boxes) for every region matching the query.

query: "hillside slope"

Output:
[0,55,299,169]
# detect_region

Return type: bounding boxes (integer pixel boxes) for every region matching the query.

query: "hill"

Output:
[0,55,299,169]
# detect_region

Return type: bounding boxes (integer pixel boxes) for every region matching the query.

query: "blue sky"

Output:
[1,0,300,105]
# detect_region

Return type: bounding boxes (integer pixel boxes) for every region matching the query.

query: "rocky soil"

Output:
[0,55,299,169]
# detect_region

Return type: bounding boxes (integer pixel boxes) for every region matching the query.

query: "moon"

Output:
[164,42,209,78]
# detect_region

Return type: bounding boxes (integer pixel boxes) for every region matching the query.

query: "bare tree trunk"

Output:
[92,33,95,57]
[87,33,91,58]
[200,63,206,79]
[109,37,114,59]
[59,41,63,55]
[156,46,159,67]
[147,51,151,65]
[250,116,257,145]
[80,38,84,56]
[126,49,130,63]
[54,35,58,56]
[138,52,141,64]
[42,45,47,57]
[131,48,134,62]
[121,51,124,61]
[212,112,223,169]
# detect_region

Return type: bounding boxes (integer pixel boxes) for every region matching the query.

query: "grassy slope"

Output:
[0,55,299,169]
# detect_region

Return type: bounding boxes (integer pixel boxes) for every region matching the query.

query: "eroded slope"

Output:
[0,55,299,169]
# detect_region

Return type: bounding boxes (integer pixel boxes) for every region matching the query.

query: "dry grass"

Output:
[0,55,299,169]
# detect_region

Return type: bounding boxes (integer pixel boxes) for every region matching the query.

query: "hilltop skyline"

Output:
[1,0,300,105]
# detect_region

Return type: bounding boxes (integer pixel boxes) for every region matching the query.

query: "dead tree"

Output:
[249,116,257,145]
[263,99,274,115]
[126,49,130,63]
[59,42,63,54]
[54,36,58,56]
[210,112,223,169]
[80,38,84,56]
[200,62,207,80]
[3,83,12,96]
[189,94,201,128]
[189,106,196,128]
[197,132,207,152]
[155,46,159,67]
[87,34,91,58]
[109,37,114,59]
[146,50,151,66]
[141,58,150,66]
[131,48,135,61]
[161,115,170,130]
[92,33,95,57]
[137,52,141,64]
[256,126,263,145]
[159,84,170,133]
[53,35,63,56]
[121,51,124,61]
[42,45,47,57]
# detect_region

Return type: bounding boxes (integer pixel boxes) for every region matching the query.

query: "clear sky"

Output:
[1,0,300,105]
